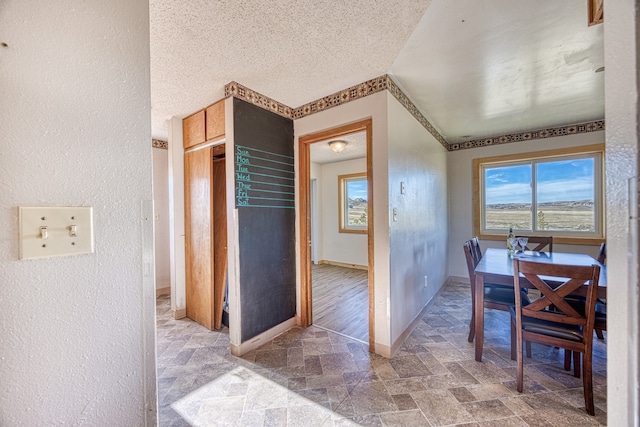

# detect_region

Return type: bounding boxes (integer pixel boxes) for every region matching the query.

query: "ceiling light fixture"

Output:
[328,140,347,153]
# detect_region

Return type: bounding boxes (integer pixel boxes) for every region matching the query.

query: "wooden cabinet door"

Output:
[184,147,214,329]
[206,100,225,142]
[183,110,206,149]
[212,148,227,329]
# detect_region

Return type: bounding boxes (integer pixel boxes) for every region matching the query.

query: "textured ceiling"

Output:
[150,0,432,141]
[150,1,604,144]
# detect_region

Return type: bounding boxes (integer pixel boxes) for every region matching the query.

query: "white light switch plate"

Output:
[19,206,94,260]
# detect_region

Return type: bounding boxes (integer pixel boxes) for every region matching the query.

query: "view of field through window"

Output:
[346,178,367,226]
[484,157,595,232]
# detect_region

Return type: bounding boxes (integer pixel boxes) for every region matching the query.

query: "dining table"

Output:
[473,247,607,362]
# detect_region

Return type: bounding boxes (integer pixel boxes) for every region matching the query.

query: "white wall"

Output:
[317,158,368,266]
[387,94,449,346]
[604,2,640,424]
[153,147,171,292]
[447,131,605,279]
[294,91,392,350]
[168,117,187,317]
[0,1,155,425]
[295,91,449,354]
[310,162,322,263]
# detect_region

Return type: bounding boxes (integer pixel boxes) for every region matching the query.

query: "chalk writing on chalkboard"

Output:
[235,144,295,209]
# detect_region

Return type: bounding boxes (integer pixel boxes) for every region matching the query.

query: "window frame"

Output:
[472,144,605,245]
[338,172,368,234]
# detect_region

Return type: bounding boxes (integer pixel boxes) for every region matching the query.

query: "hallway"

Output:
[312,264,369,342]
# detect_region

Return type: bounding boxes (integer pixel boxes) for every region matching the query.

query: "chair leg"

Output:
[583,350,595,415]
[516,331,524,393]
[516,340,524,393]
[468,315,475,343]
[564,349,571,371]
[468,285,476,343]
[510,322,516,360]
[525,340,532,358]
[573,351,581,378]
[595,328,604,340]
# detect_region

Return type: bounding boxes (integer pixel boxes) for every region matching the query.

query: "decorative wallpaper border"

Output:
[224,75,448,149]
[292,75,389,119]
[152,139,168,149]
[222,78,604,152]
[225,81,293,119]
[447,120,605,152]
[385,77,448,149]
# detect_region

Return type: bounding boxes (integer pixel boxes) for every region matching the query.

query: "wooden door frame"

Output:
[298,118,375,350]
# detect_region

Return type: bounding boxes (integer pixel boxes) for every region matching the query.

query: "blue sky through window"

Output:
[485,158,594,205]
[485,164,531,204]
[347,179,368,200]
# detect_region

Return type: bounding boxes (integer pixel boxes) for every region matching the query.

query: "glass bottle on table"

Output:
[506,227,516,258]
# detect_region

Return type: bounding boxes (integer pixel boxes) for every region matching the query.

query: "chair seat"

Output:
[509,306,583,342]
[485,284,530,306]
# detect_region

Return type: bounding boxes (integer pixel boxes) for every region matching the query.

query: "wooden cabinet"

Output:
[184,147,214,328]
[184,144,227,330]
[183,110,205,149]
[183,98,227,330]
[206,101,225,142]
[183,99,225,150]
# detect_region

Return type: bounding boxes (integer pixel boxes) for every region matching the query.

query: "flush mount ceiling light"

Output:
[328,140,347,153]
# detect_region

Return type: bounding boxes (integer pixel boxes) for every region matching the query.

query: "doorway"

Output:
[298,119,374,349]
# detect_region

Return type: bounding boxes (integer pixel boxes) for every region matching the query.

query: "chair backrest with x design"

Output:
[514,260,600,330]
[516,235,553,252]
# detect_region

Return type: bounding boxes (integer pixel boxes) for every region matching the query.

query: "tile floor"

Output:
[156,282,607,426]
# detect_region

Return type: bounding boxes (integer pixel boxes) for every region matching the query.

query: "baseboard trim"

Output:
[318,259,368,270]
[172,308,186,320]
[156,286,170,297]
[230,317,297,357]
[388,278,450,357]
[374,342,392,358]
[449,275,469,284]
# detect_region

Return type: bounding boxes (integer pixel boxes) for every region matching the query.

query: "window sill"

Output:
[339,228,367,234]
[477,233,604,246]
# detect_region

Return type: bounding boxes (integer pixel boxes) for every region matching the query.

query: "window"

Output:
[473,145,604,243]
[338,173,368,233]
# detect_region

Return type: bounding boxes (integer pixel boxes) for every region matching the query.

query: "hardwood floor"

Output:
[311,263,368,342]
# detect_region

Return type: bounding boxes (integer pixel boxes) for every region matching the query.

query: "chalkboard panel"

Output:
[235,144,294,209]
[233,98,296,342]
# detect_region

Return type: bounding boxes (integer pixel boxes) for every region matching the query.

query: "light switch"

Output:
[19,206,94,260]
[400,181,406,194]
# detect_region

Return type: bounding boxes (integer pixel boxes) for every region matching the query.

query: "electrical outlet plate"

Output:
[19,206,94,260]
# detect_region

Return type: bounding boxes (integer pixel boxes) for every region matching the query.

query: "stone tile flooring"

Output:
[156,282,607,426]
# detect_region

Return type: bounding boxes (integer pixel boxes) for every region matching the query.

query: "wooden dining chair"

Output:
[564,242,607,345]
[515,235,553,252]
[597,242,606,264]
[594,242,607,339]
[470,237,483,263]
[464,240,531,353]
[511,259,601,415]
